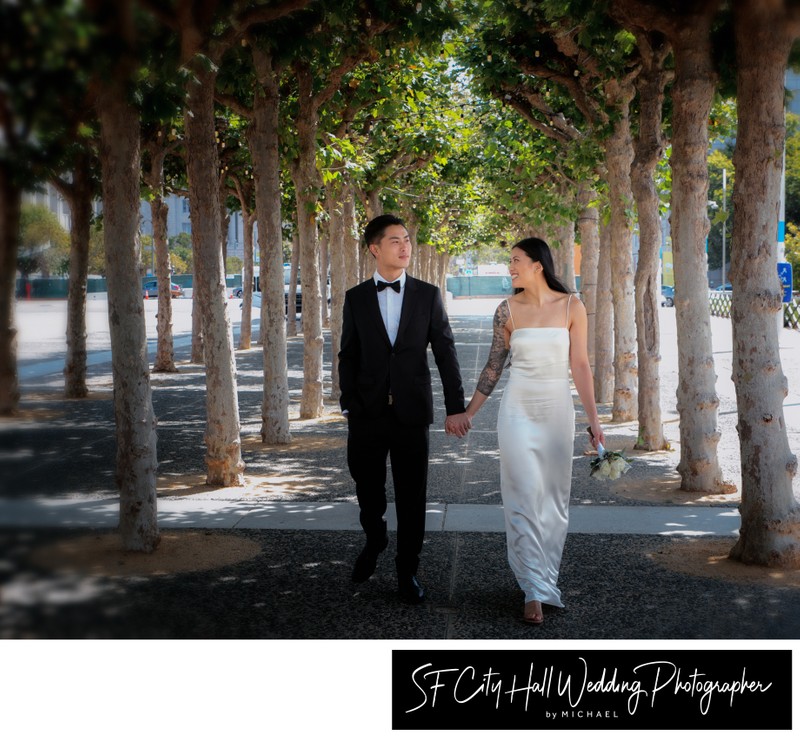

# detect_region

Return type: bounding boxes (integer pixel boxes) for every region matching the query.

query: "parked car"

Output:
[284,266,302,313]
[236,266,301,312]
[143,280,183,299]
[714,282,733,292]
[242,267,329,314]
[244,290,300,314]
[661,284,674,307]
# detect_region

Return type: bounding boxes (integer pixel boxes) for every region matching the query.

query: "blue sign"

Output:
[778,262,793,303]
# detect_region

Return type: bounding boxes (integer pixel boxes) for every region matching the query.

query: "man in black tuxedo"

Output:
[339,214,471,604]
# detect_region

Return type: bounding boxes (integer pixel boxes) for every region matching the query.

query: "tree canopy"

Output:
[7,1,800,267]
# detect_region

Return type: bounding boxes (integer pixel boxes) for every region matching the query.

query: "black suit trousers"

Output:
[347,406,429,577]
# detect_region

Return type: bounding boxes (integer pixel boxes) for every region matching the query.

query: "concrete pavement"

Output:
[1,295,800,641]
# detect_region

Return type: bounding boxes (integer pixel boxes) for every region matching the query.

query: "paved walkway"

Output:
[0,496,744,535]
[1,296,799,641]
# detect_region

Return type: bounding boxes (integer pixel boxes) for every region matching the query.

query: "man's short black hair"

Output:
[364,214,405,248]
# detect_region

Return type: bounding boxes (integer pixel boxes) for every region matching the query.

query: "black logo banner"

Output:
[392,650,791,731]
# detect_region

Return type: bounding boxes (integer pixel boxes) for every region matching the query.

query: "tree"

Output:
[88,222,106,275]
[609,8,673,451]
[147,0,311,483]
[42,19,103,400]
[52,143,100,398]
[89,0,159,552]
[615,0,728,493]
[142,122,182,373]
[0,0,90,414]
[140,51,186,375]
[287,26,383,420]
[728,0,800,567]
[277,2,460,419]
[470,0,639,421]
[169,231,192,273]
[18,204,70,276]
[214,30,294,443]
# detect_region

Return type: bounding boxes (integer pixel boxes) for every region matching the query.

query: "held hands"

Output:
[586,423,605,450]
[445,412,472,438]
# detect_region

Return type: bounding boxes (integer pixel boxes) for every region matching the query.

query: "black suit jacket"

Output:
[338,275,466,426]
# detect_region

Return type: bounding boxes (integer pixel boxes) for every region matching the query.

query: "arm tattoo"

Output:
[476,301,511,396]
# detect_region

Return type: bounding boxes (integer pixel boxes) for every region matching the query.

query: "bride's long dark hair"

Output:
[511,237,571,295]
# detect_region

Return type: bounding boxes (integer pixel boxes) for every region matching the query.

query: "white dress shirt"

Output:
[374,270,406,345]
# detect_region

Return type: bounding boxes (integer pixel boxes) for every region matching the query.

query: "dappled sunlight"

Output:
[156,470,336,499]
[649,538,800,587]
[2,571,115,606]
[29,531,262,576]
[241,431,345,453]
[0,406,65,424]
[612,470,740,505]
[157,472,209,496]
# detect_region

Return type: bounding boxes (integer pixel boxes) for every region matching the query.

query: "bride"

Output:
[465,237,605,625]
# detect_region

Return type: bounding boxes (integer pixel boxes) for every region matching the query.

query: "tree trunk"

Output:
[319,221,330,329]
[604,88,638,422]
[406,214,419,276]
[343,183,360,289]
[594,218,615,404]
[0,167,21,416]
[424,245,434,283]
[151,192,177,372]
[366,188,383,220]
[291,64,324,419]
[62,152,94,398]
[191,295,204,363]
[238,208,255,350]
[249,45,291,443]
[185,69,244,486]
[553,219,576,291]
[729,0,800,566]
[96,83,159,552]
[631,33,669,451]
[438,251,449,304]
[220,205,229,267]
[360,245,372,282]
[287,231,300,336]
[328,188,345,402]
[578,182,600,371]
[430,248,441,290]
[416,244,423,282]
[668,13,727,492]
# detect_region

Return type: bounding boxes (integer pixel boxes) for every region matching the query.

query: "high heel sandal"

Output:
[522,601,544,625]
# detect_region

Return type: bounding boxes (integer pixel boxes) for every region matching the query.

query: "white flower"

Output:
[589,447,631,481]
[609,456,630,479]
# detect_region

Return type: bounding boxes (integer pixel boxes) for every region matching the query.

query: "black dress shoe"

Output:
[352,537,389,583]
[398,575,425,604]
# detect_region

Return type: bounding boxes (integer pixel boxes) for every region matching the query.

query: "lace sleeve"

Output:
[475,301,511,396]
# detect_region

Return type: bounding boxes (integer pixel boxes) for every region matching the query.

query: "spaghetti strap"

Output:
[565,294,572,328]
[506,298,516,330]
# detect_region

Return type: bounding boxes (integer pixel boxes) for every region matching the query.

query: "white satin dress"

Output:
[497,297,574,608]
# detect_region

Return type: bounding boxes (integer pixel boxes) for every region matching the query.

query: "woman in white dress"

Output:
[465,238,605,625]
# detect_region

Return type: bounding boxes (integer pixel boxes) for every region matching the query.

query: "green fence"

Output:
[709,291,800,329]
[15,277,108,299]
[446,275,514,298]
[446,274,582,297]
[16,274,242,298]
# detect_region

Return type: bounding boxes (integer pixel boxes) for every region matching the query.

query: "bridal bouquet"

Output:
[587,429,631,480]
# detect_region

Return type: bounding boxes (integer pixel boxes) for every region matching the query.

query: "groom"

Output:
[339,214,471,604]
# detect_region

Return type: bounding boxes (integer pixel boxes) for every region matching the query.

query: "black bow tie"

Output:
[376,280,401,293]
